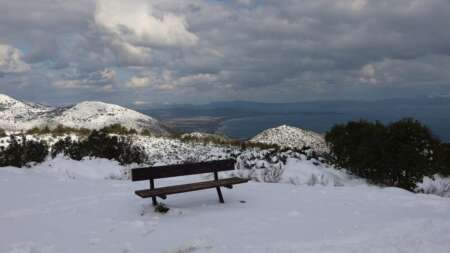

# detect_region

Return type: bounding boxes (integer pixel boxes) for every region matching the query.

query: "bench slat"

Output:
[134,177,249,198]
[131,159,236,181]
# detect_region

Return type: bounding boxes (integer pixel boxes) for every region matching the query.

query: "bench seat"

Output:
[135,177,249,198]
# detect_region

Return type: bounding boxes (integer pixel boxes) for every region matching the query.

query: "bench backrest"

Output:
[131,159,236,181]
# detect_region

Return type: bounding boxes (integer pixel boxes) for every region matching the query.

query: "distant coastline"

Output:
[140,97,450,142]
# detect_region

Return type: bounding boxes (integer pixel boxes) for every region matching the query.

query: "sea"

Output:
[217,112,450,142]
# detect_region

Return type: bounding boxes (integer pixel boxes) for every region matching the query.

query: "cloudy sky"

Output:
[0,0,449,106]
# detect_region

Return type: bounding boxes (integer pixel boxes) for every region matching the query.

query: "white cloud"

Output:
[95,0,198,48]
[53,68,116,90]
[357,55,450,87]
[126,69,221,92]
[233,0,255,5]
[177,73,220,87]
[126,76,151,88]
[133,100,149,105]
[359,64,377,84]
[337,0,368,11]
[126,69,176,91]
[0,44,30,75]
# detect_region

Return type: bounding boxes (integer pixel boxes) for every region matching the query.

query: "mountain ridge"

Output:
[0,94,168,135]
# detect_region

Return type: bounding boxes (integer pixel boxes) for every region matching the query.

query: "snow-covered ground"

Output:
[2,157,450,253]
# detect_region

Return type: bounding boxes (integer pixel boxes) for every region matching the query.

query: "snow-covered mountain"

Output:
[0,94,52,130]
[50,101,167,135]
[0,94,168,135]
[250,125,329,153]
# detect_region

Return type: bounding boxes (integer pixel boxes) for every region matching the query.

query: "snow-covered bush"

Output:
[415,175,450,197]
[0,135,49,168]
[235,149,289,183]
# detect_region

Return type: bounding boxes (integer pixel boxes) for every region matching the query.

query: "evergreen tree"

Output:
[0,135,49,168]
[326,118,443,190]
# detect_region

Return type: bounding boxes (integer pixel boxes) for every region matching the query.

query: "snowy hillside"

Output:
[1,159,450,253]
[2,122,450,252]
[250,125,329,153]
[0,94,168,135]
[0,94,52,130]
[0,132,358,187]
[51,101,167,135]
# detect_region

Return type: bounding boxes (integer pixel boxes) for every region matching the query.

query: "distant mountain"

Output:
[0,94,52,130]
[250,125,329,153]
[0,94,168,135]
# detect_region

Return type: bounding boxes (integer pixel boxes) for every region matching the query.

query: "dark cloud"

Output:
[0,0,449,105]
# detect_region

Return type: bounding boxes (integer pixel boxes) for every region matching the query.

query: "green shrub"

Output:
[0,128,6,138]
[141,129,152,136]
[0,135,49,168]
[51,124,90,137]
[51,136,89,160]
[25,125,91,136]
[435,143,450,177]
[51,130,147,165]
[385,118,438,189]
[326,118,443,190]
[26,126,51,135]
[99,124,138,135]
[175,133,281,151]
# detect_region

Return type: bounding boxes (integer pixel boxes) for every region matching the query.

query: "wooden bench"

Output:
[131,159,249,205]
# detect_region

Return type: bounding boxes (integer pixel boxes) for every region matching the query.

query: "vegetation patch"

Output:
[326,118,450,190]
[0,128,6,138]
[51,130,147,165]
[26,125,91,137]
[173,132,282,151]
[0,135,49,168]
[97,124,138,135]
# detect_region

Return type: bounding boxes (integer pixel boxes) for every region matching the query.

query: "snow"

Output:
[31,155,129,180]
[279,158,364,186]
[0,134,80,150]
[133,135,238,166]
[250,125,329,153]
[1,159,450,253]
[416,175,450,197]
[0,94,51,131]
[2,94,450,251]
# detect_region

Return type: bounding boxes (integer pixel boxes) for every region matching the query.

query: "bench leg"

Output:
[150,179,158,206]
[216,187,225,203]
[214,171,225,203]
